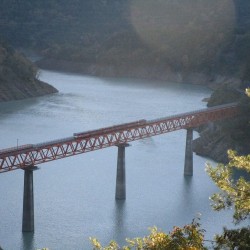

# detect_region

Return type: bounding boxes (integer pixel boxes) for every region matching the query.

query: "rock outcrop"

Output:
[0,79,57,102]
[193,86,250,163]
[193,125,236,163]
[0,42,57,102]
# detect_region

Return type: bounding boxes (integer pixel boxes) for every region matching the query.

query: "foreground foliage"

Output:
[213,227,250,250]
[206,148,250,250]
[206,90,250,223]
[90,218,207,250]
[206,89,250,249]
[208,160,250,249]
[206,150,250,223]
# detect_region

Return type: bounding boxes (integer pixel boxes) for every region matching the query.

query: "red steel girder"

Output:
[0,103,240,173]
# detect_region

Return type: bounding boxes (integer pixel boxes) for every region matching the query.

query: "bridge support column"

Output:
[184,129,193,176]
[115,143,130,200]
[22,166,38,232]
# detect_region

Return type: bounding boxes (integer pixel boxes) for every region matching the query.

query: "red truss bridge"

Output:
[0,102,241,232]
[0,102,239,174]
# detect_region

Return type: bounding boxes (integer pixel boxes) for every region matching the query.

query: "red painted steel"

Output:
[0,103,240,173]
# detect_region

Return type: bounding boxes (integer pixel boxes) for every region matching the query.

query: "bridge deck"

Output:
[0,103,240,173]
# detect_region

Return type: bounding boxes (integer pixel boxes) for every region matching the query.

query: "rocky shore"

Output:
[192,82,248,164]
[0,43,58,103]
[193,126,236,163]
[0,79,57,102]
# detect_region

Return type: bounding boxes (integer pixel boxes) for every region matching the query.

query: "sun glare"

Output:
[130,0,236,65]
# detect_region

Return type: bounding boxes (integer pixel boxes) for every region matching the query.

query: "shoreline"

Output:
[0,79,58,103]
[36,58,241,91]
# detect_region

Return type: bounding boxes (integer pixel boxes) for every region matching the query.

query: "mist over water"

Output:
[0,70,236,249]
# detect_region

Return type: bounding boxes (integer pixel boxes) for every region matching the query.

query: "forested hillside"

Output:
[0,41,57,102]
[0,0,128,47]
[0,0,250,85]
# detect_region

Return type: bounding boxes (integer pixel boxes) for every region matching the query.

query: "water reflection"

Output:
[22,233,34,250]
[0,98,38,116]
[173,176,196,222]
[113,200,127,242]
[182,176,194,208]
[183,175,193,190]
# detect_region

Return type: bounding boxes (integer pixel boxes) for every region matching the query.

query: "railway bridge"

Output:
[0,102,240,232]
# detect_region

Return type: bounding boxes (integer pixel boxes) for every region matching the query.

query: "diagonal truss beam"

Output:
[0,103,240,173]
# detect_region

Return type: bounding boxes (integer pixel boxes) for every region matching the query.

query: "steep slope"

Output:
[1,0,249,85]
[0,41,57,102]
[193,86,250,163]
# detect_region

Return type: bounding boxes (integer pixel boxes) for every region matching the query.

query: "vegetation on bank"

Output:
[0,40,37,82]
[91,219,206,250]
[205,150,250,250]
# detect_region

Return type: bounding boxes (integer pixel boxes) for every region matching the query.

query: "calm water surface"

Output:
[0,70,235,249]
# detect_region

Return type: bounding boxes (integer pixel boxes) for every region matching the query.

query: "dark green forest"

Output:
[1,0,250,82]
[0,0,129,48]
[0,0,131,65]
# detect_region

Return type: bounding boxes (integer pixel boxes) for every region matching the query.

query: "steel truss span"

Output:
[0,103,240,173]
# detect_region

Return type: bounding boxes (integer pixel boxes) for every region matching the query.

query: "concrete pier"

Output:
[184,128,193,176]
[22,166,38,232]
[115,143,129,200]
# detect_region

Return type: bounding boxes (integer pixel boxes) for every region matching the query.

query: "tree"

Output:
[246,88,250,97]
[206,89,250,249]
[90,218,207,250]
[206,150,250,223]
[206,150,250,250]
[213,227,250,250]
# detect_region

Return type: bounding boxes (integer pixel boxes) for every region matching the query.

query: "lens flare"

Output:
[130,0,235,66]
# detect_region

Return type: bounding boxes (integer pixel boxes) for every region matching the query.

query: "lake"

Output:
[0,70,235,249]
